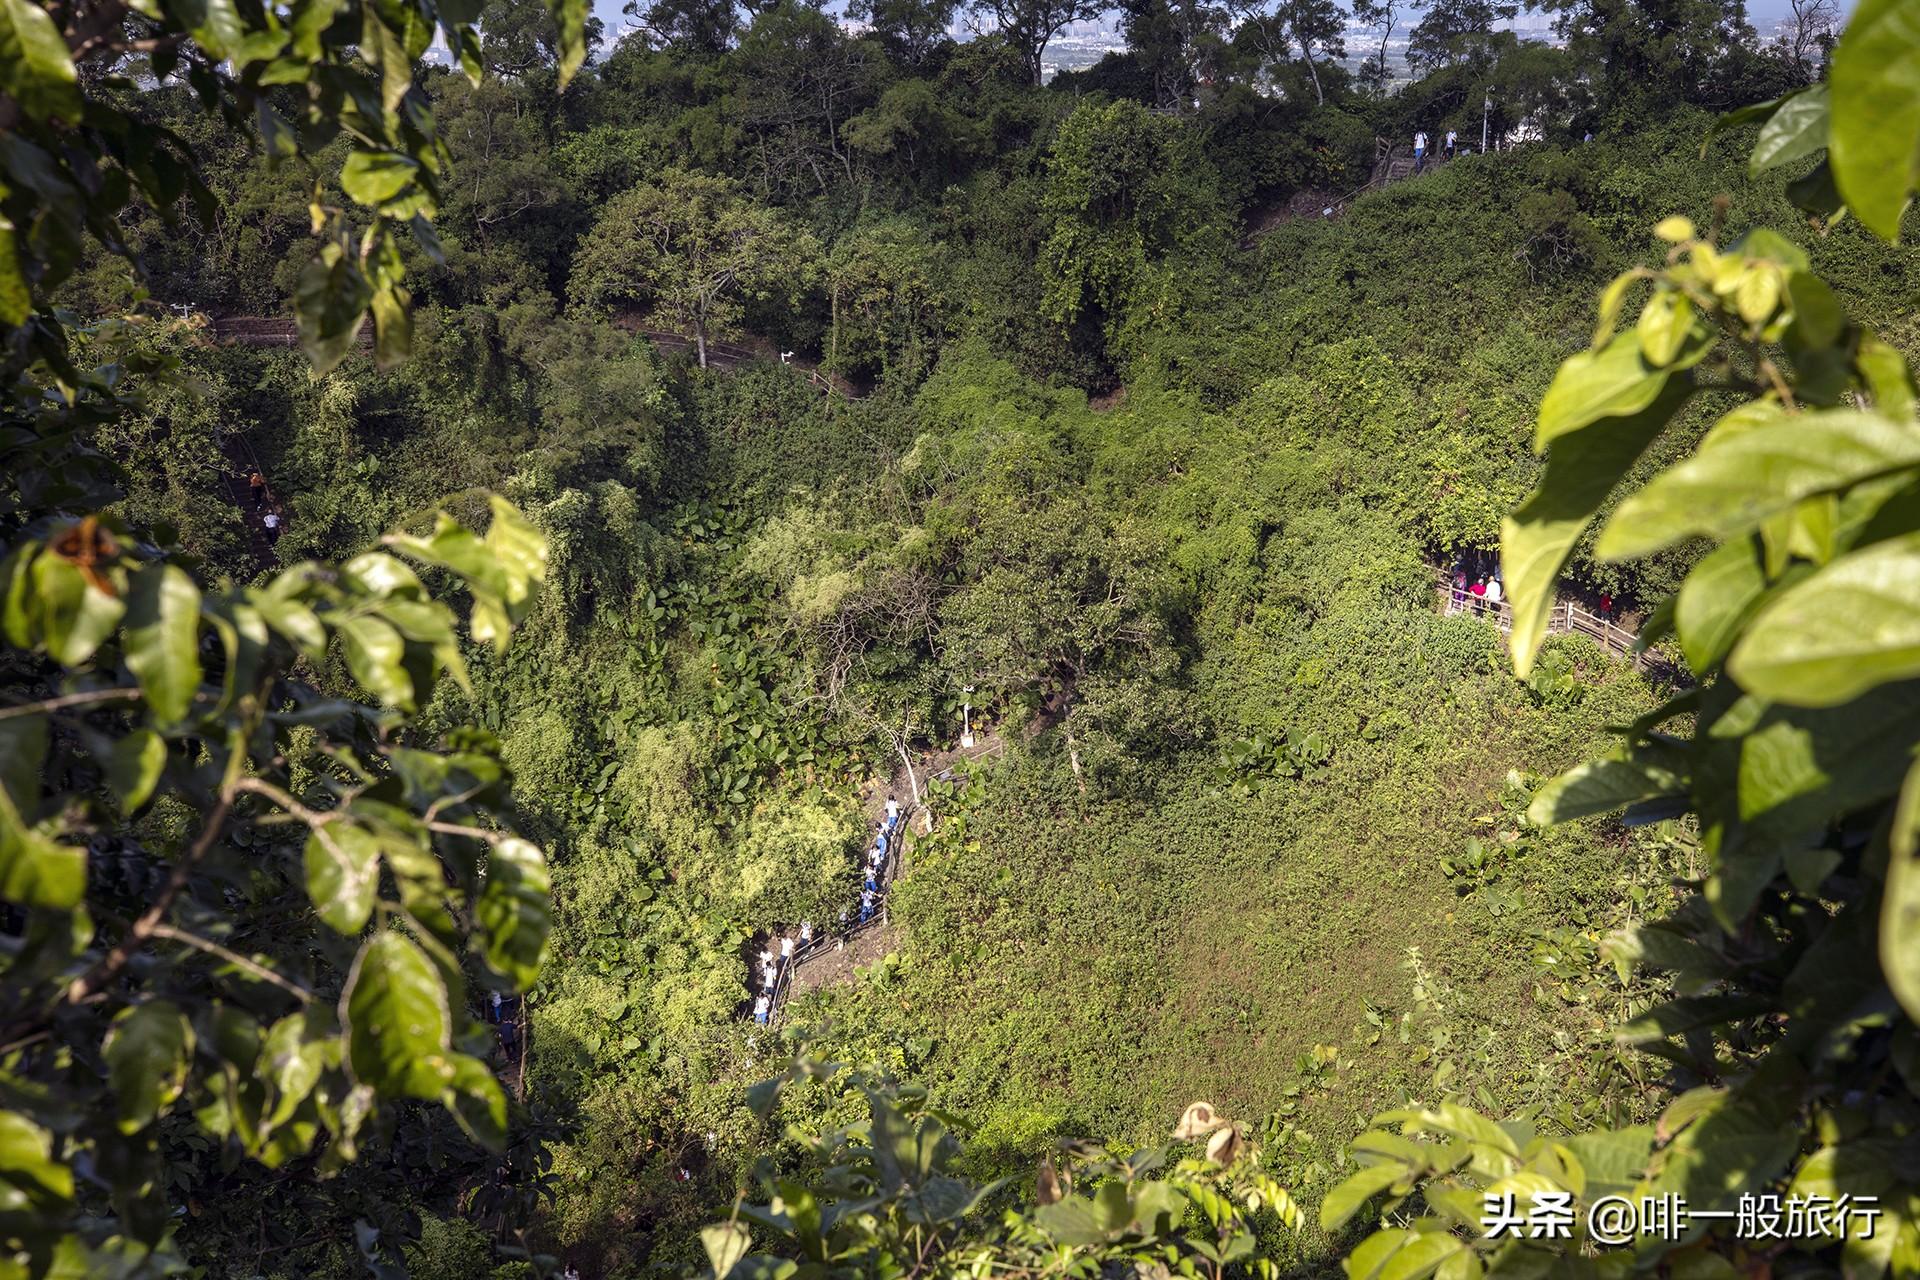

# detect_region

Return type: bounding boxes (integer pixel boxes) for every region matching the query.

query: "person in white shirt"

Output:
[1445,128,1457,158]
[753,995,770,1025]
[885,796,900,821]
[1485,577,1503,610]
[1413,130,1427,166]
[779,935,794,962]
[800,921,814,944]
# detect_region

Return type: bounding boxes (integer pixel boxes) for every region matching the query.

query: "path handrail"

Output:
[1431,568,1641,660]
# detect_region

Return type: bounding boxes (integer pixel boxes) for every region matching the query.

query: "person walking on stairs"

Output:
[1413,130,1428,170]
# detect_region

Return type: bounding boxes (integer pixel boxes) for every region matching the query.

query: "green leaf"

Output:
[1527,756,1684,826]
[1319,1163,1404,1232]
[1785,270,1844,348]
[339,151,420,206]
[338,614,413,709]
[439,1052,507,1149]
[0,1109,74,1212]
[32,555,124,668]
[1564,1127,1654,1199]
[484,496,549,613]
[701,1222,751,1280]
[1342,1229,1418,1280]
[249,578,327,662]
[1884,759,1920,1022]
[1598,410,1920,561]
[476,836,550,991]
[1750,84,1829,174]
[262,1009,333,1132]
[1704,92,1796,150]
[1729,531,1920,705]
[305,822,381,934]
[1534,330,1679,450]
[341,552,426,601]
[290,0,345,58]
[106,729,166,813]
[1858,335,1918,422]
[175,0,244,58]
[1829,0,1920,240]
[123,564,202,724]
[342,932,451,1094]
[1502,376,1692,676]
[103,1002,193,1133]
[0,0,81,122]
[0,787,83,909]
[1675,536,1769,675]
[294,240,372,375]
[0,713,43,813]
[1636,289,1695,366]
[371,282,412,370]
[544,0,588,85]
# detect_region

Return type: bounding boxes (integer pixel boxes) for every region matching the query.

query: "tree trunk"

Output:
[1304,46,1323,105]
[695,322,708,368]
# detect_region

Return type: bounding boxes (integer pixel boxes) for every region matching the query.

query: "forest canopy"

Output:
[5,0,1920,1275]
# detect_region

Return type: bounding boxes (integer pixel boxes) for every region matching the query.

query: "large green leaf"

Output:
[1598,411,1920,561]
[438,1052,507,1150]
[342,932,451,1094]
[1829,0,1920,240]
[0,787,83,909]
[1729,531,1920,705]
[339,150,419,206]
[1750,84,1829,174]
[0,0,81,123]
[105,729,166,813]
[1533,330,1676,450]
[31,554,123,668]
[475,836,550,991]
[103,1002,193,1134]
[1674,536,1770,675]
[294,241,373,375]
[1319,1163,1404,1232]
[305,822,382,934]
[337,614,412,709]
[123,564,202,724]
[0,1109,73,1211]
[1527,756,1685,826]
[1502,377,1692,676]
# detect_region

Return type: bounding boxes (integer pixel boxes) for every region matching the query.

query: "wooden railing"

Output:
[1433,569,1639,659]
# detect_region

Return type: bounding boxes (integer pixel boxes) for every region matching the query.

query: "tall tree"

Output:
[1120,0,1228,109]
[849,0,965,63]
[1278,0,1346,102]
[1350,0,1398,87]
[1406,0,1517,70]
[631,0,740,54]
[1534,0,1757,116]
[569,169,818,366]
[968,0,1109,84]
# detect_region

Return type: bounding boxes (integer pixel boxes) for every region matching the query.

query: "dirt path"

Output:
[784,922,901,1000]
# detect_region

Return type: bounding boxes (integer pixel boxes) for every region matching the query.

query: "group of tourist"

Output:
[1449,566,1504,616]
[749,796,907,1026]
[1411,129,1461,170]
[245,469,288,542]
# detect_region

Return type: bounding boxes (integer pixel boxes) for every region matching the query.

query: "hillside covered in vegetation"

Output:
[6,0,1920,1275]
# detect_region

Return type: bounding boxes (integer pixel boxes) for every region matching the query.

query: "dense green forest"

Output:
[8,0,1920,1274]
